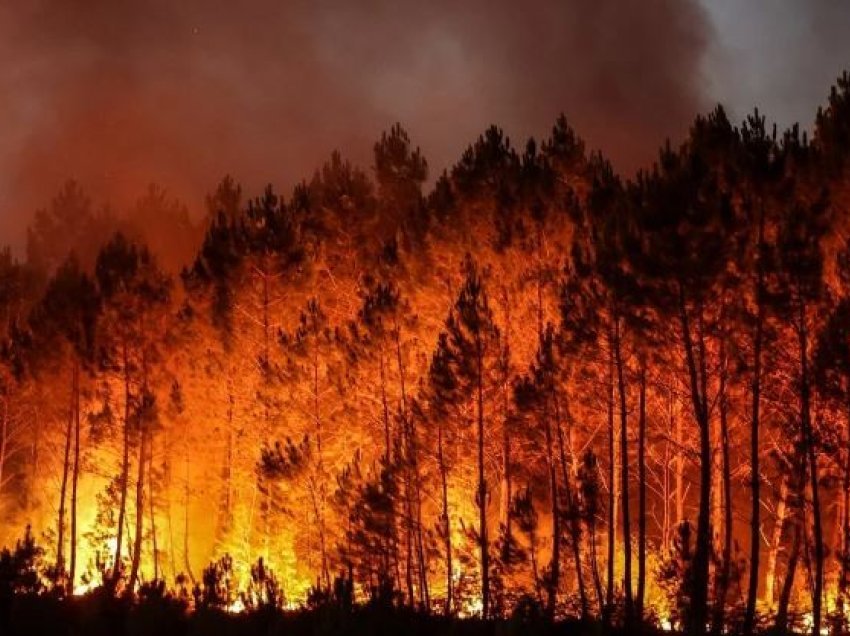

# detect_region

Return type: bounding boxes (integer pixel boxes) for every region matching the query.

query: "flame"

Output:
[800,612,829,636]
[459,597,483,619]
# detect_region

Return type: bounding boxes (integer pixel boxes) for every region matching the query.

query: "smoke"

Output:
[702,0,850,132]
[0,0,712,250]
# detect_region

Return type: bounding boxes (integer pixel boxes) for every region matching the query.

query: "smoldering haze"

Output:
[0,0,711,250]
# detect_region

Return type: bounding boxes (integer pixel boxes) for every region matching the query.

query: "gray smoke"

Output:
[0,0,713,249]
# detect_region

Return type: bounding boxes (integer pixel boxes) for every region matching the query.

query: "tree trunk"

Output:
[543,394,560,617]
[614,317,633,622]
[476,336,489,618]
[744,209,765,634]
[113,343,132,583]
[555,396,589,619]
[637,363,647,621]
[840,396,850,606]
[0,397,8,514]
[311,336,330,591]
[438,423,452,616]
[764,479,788,607]
[164,428,177,581]
[183,454,195,584]
[56,377,73,585]
[799,310,823,636]
[148,433,158,581]
[379,350,391,460]
[678,289,711,636]
[775,519,802,632]
[605,342,616,624]
[69,361,81,593]
[128,427,146,591]
[712,332,732,634]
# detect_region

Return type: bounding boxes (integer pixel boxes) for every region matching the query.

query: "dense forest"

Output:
[2,72,850,636]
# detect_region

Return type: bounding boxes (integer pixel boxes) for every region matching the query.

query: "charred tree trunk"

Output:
[678,289,711,636]
[148,433,158,581]
[744,207,766,635]
[438,422,452,616]
[555,395,589,620]
[542,394,560,617]
[128,426,146,591]
[183,454,195,584]
[476,335,489,619]
[56,371,74,584]
[379,350,391,461]
[775,519,802,632]
[500,289,513,554]
[69,361,81,593]
[764,478,788,607]
[605,342,616,624]
[840,396,850,606]
[0,397,8,516]
[798,305,823,636]
[614,317,633,622]
[637,363,647,621]
[113,342,132,583]
[311,334,330,591]
[712,332,733,634]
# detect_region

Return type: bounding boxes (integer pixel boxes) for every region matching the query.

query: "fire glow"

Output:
[1,72,850,636]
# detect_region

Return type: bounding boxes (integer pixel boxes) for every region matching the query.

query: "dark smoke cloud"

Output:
[0,0,711,250]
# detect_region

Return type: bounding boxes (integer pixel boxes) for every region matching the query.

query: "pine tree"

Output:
[440,256,501,617]
[622,108,741,635]
[772,130,830,636]
[27,255,98,592]
[374,124,429,250]
[95,233,171,591]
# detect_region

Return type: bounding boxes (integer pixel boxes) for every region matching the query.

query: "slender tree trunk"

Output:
[764,479,788,607]
[113,343,131,583]
[840,397,850,605]
[476,337,489,618]
[404,455,415,606]
[745,208,766,635]
[0,397,7,512]
[148,434,158,581]
[637,363,647,621]
[128,427,146,590]
[590,515,604,615]
[183,453,195,584]
[408,405,428,608]
[438,423,452,616]
[799,310,823,636]
[69,361,81,593]
[56,372,74,584]
[223,381,234,537]
[712,332,733,634]
[678,289,711,636]
[311,335,330,590]
[164,428,176,581]
[614,317,634,621]
[775,519,802,632]
[379,350,390,460]
[605,342,616,624]
[675,395,684,528]
[542,394,560,617]
[501,290,513,547]
[555,396,589,619]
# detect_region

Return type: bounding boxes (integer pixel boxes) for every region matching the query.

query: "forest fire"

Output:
[2,27,850,636]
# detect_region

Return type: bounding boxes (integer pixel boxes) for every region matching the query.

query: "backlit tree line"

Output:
[2,73,850,635]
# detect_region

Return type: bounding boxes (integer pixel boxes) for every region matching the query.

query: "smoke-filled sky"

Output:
[1,0,848,251]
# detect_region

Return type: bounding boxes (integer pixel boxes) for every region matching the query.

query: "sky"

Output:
[0,0,848,251]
